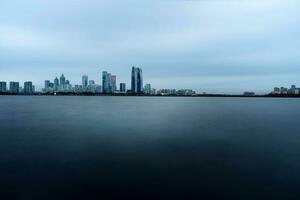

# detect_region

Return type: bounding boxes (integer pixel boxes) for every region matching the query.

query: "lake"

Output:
[1,96,300,199]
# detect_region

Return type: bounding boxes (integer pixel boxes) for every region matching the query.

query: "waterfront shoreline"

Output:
[1,93,300,98]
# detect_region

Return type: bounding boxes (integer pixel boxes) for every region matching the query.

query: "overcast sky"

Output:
[1,0,300,93]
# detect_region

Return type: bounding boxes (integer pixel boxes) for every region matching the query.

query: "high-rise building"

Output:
[102,71,108,93]
[9,82,19,94]
[107,73,112,92]
[102,71,112,93]
[45,80,50,89]
[131,66,143,93]
[0,82,7,93]
[137,68,143,93]
[111,75,116,92]
[54,77,59,90]
[120,83,126,93]
[82,75,88,88]
[24,81,33,94]
[60,74,66,88]
[131,67,137,93]
[144,84,151,94]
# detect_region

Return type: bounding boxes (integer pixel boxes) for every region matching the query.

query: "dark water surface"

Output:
[1,96,300,199]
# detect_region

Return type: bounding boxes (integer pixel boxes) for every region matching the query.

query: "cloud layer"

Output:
[1,0,300,93]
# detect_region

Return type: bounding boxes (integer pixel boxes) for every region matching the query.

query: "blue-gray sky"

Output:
[1,0,300,93]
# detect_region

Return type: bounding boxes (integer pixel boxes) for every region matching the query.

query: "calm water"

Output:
[1,96,300,199]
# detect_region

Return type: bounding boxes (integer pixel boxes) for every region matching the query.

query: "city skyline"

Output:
[1,0,300,93]
[40,66,149,94]
[1,63,300,96]
[1,71,300,96]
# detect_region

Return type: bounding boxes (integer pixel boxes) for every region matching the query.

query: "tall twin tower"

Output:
[131,66,143,94]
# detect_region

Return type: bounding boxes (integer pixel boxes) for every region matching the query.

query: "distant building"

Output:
[103,71,109,93]
[120,83,126,93]
[144,84,151,94]
[89,80,95,85]
[111,75,117,92]
[151,88,156,95]
[0,82,7,93]
[243,91,255,96]
[272,85,300,95]
[65,83,72,92]
[95,85,102,93]
[60,74,66,89]
[177,89,195,96]
[158,89,176,95]
[24,81,33,94]
[9,82,19,94]
[74,85,83,93]
[82,75,88,88]
[54,77,59,91]
[102,71,110,93]
[157,89,195,96]
[131,66,143,93]
[273,87,280,94]
[288,85,297,95]
[45,80,51,89]
[281,87,288,94]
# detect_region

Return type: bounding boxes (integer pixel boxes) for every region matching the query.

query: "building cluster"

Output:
[243,91,255,96]
[272,85,300,95]
[0,66,198,96]
[44,73,103,94]
[102,71,117,93]
[0,81,35,94]
[43,66,147,94]
[156,89,196,96]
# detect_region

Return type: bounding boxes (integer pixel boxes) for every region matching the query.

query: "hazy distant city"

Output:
[0,66,198,96]
[0,66,299,97]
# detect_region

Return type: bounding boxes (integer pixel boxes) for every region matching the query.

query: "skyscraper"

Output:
[24,81,33,94]
[102,71,112,93]
[120,83,126,93]
[9,82,19,94]
[54,77,59,91]
[0,82,7,93]
[131,67,137,93]
[82,75,88,88]
[111,75,117,92]
[60,74,66,89]
[137,68,143,93]
[131,66,143,93]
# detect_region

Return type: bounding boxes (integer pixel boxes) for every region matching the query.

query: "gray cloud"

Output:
[0,0,300,93]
